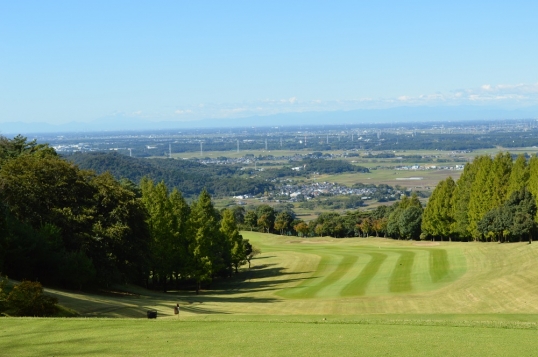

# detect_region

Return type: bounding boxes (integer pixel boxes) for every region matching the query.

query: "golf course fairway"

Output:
[3,233,538,356]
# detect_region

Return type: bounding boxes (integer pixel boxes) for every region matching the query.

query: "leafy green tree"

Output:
[359,218,373,237]
[90,172,151,286]
[422,177,455,241]
[451,162,478,240]
[245,243,261,269]
[507,154,529,197]
[504,187,537,243]
[188,189,222,294]
[294,221,310,237]
[220,209,245,273]
[274,211,293,235]
[468,155,494,240]
[491,152,512,208]
[244,211,258,231]
[169,188,191,284]
[0,154,95,250]
[477,207,510,242]
[231,206,245,224]
[140,178,177,291]
[256,205,275,233]
[477,187,536,243]
[386,203,403,239]
[398,206,423,240]
[526,156,538,220]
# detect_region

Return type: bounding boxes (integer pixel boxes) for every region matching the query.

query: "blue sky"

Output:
[1,1,538,127]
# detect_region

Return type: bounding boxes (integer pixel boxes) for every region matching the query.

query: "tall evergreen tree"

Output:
[169,188,191,284]
[507,154,529,196]
[491,152,513,208]
[451,162,478,240]
[468,155,494,240]
[422,177,455,241]
[526,156,538,220]
[188,189,221,294]
[140,179,176,291]
[220,209,245,274]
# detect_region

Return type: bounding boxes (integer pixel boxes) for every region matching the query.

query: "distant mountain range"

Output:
[2,105,538,135]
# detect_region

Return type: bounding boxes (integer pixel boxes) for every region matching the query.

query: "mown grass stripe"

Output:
[276,254,335,299]
[429,248,450,283]
[389,250,415,293]
[299,254,358,298]
[340,252,387,297]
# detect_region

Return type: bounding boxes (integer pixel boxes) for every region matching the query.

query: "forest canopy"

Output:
[0,136,252,293]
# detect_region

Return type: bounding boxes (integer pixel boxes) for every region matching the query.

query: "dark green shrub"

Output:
[6,281,58,316]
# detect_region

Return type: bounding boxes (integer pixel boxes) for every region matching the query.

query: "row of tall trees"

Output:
[422,153,538,242]
[0,135,252,293]
[140,180,251,293]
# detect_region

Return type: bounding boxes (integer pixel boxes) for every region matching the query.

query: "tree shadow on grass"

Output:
[47,257,314,317]
[252,255,276,260]
[207,264,314,295]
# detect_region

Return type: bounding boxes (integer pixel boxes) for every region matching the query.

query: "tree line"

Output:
[421,153,538,242]
[237,194,423,241]
[0,135,256,293]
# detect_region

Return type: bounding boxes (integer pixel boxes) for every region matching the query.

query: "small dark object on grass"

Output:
[147,310,157,319]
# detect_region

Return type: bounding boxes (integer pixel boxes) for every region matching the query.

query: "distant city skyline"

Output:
[1,1,537,131]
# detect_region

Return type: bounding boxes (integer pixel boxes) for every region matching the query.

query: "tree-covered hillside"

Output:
[67,152,273,197]
[0,136,254,293]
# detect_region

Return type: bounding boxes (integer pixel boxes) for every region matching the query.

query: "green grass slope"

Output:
[37,232,538,318]
[6,233,538,356]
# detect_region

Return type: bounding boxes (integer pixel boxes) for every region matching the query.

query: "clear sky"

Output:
[1,1,538,126]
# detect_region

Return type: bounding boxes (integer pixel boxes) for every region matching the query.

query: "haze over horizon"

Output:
[1,1,538,133]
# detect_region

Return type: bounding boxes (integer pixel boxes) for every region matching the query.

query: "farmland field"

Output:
[4,232,538,356]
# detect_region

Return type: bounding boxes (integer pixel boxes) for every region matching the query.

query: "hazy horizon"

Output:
[2,1,537,132]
